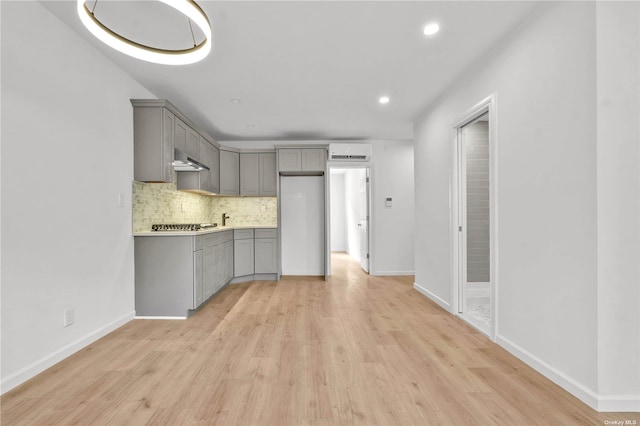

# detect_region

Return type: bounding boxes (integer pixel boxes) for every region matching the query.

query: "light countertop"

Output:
[133,225,277,237]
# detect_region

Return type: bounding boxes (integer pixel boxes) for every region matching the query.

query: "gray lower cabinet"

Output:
[234,229,254,277]
[135,230,234,317]
[194,248,203,307]
[255,229,277,273]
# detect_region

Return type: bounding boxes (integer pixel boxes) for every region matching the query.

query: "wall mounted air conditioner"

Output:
[329,143,372,161]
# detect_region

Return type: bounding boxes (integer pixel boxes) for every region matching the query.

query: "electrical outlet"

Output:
[118,193,124,207]
[261,204,266,213]
[181,202,187,212]
[64,308,74,327]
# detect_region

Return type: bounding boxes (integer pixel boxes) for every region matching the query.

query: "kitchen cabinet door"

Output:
[220,150,240,195]
[259,153,277,196]
[213,242,225,292]
[132,105,175,183]
[174,118,188,154]
[194,249,203,308]
[178,138,212,193]
[301,148,326,172]
[210,145,220,194]
[278,149,301,172]
[240,153,260,196]
[203,246,215,300]
[234,238,254,277]
[255,238,277,273]
[225,241,234,283]
[186,126,200,159]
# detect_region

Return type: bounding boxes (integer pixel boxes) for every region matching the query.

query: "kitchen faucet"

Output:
[222,213,230,226]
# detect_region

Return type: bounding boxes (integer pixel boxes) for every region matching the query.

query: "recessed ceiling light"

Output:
[379,96,390,105]
[246,124,255,129]
[230,98,242,104]
[423,23,440,36]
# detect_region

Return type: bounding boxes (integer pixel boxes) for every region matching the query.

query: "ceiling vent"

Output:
[329,143,372,161]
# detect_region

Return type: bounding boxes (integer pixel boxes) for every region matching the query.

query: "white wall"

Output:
[224,140,415,276]
[369,141,415,275]
[595,1,640,410]
[414,1,601,407]
[329,173,346,251]
[1,2,154,392]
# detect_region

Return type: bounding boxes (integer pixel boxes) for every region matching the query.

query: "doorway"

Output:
[453,96,496,339]
[329,167,371,274]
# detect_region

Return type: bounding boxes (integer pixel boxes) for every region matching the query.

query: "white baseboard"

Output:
[372,270,415,276]
[597,394,640,412]
[134,316,186,320]
[413,282,451,311]
[1,311,135,395]
[496,334,599,410]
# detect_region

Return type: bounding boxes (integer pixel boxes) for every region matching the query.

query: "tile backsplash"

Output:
[132,181,277,233]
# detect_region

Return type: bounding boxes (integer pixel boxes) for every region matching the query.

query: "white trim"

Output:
[134,316,187,320]
[458,312,491,337]
[372,270,415,276]
[451,94,498,342]
[414,282,451,311]
[496,333,599,410]
[597,394,640,413]
[1,311,134,395]
[327,164,374,277]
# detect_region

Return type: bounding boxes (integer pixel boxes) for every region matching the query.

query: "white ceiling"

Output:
[42,1,541,141]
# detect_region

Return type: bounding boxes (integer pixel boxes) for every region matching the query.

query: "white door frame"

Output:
[327,164,373,275]
[451,94,498,341]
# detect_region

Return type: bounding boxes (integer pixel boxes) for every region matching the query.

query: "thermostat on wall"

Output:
[385,197,392,207]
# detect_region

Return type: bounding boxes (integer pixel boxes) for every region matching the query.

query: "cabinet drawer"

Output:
[255,228,277,239]
[204,230,233,247]
[234,229,254,240]
[193,235,204,251]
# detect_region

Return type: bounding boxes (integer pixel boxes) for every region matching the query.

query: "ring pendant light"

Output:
[77,0,212,65]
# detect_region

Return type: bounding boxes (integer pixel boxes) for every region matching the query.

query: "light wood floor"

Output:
[2,253,638,425]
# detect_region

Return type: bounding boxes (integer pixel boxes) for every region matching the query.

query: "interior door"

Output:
[359,169,370,273]
[458,114,491,330]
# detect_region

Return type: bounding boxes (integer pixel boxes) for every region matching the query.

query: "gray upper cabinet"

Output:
[132,105,175,183]
[241,152,277,196]
[175,118,200,159]
[240,153,260,196]
[259,153,277,196]
[174,118,187,154]
[220,150,240,195]
[278,149,302,172]
[278,148,325,173]
[176,135,220,195]
[301,149,325,171]
[186,126,200,159]
[210,144,220,194]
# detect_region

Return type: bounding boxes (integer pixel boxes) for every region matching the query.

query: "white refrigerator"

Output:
[280,176,325,276]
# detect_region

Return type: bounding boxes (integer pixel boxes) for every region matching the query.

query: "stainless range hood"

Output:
[173,149,210,172]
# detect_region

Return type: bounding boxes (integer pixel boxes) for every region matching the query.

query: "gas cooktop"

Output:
[151,223,217,232]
